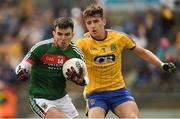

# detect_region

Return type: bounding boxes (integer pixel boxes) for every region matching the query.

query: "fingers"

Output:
[65,67,86,86]
[17,69,28,81]
[168,62,176,73]
[162,62,176,73]
[66,67,77,81]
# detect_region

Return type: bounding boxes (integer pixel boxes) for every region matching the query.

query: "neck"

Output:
[60,45,70,51]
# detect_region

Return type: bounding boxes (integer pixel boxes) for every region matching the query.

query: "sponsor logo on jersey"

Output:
[94,54,115,64]
[40,53,70,70]
[40,53,69,64]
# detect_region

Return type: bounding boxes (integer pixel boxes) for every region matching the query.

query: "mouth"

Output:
[92,30,97,34]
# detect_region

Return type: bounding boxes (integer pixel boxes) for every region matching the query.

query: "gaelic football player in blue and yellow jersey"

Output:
[76,4,176,118]
[15,17,88,118]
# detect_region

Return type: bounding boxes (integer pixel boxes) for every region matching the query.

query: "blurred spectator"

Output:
[159,0,177,10]
[144,7,158,42]
[155,37,175,61]
[0,33,23,69]
[42,9,54,40]
[152,37,176,91]
[132,59,152,91]
[123,10,137,35]
[71,7,85,43]
[0,51,17,84]
[0,81,17,118]
[133,23,148,48]
[174,31,180,82]
[159,5,176,42]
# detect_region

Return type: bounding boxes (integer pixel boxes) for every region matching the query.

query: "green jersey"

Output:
[25,38,84,100]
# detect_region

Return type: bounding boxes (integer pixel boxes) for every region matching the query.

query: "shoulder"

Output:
[70,42,84,60]
[78,32,91,41]
[30,38,54,52]
[107,29,135,41]
[76,33,91,47]
[106,29,128,37]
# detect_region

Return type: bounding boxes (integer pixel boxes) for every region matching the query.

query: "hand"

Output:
[17,68,28,81]
[161,62,176,73]
[66,67,86,86]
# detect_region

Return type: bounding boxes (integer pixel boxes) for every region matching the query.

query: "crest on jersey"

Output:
[89,99,95,105]
[110,44,116,51]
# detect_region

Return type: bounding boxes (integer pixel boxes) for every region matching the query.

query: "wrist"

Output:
[160,62,164,69]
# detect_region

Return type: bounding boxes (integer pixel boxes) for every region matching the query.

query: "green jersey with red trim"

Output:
[25,38,84,100]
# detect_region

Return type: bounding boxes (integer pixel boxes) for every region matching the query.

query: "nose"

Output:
[90,22,96,28]
[61,35,66,40]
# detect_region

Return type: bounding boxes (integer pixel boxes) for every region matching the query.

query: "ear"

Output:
[52,31,56,36]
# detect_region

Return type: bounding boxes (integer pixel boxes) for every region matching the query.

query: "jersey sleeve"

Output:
[24,44,45,64]
[71,42,85,61]
[122,34,136,50]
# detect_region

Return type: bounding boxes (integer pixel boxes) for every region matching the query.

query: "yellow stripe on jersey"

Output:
[76,30,136,95]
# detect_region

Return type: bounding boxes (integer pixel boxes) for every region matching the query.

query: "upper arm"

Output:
[133,45,146,56]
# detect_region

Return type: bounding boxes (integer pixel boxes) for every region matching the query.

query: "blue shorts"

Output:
[86,87,135,113]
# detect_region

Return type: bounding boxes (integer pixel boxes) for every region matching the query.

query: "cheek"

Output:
[86,24,91,28]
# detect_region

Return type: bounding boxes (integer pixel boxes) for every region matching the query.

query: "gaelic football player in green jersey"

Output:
[15,17,88,118]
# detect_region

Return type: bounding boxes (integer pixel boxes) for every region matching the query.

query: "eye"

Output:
[65,33,70,36]
[86,21,92,25]
[57,32,62,36]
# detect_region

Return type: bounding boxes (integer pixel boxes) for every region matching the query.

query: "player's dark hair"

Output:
[53,17,74,31]
[83,4,104,20]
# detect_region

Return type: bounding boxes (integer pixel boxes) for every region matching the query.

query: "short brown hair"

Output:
[83,4,104,20]
[53,17,74,31]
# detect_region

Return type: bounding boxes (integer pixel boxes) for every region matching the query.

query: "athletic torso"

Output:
[76,30,136,94]
[26,38,84,100]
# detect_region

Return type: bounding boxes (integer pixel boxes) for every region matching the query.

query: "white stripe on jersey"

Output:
[23,38,54,60]
[30,38,54,52]
[70,42,84,60]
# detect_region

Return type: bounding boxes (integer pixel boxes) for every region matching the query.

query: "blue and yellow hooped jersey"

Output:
[76,30,136,95]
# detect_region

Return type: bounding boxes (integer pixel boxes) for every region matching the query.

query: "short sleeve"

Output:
[122,34,136,50]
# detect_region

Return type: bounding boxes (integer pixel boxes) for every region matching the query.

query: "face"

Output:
[53,27,74,50]
[85,16,106,39]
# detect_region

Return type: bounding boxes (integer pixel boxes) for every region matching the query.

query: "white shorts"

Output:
[28,94,79,118]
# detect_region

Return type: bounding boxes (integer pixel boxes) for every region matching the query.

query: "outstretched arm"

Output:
[133,45,162,67]
[133,45,176,73]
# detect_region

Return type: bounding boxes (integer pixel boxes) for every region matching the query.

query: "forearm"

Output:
[134,46,163,67]
[139,49,163,67]
[134,45,176,73]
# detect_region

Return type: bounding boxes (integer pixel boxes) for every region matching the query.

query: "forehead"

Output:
[55,27,73,33]
[84,16,103,22]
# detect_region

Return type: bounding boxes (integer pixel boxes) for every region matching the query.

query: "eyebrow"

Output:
[57,32,71,36]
